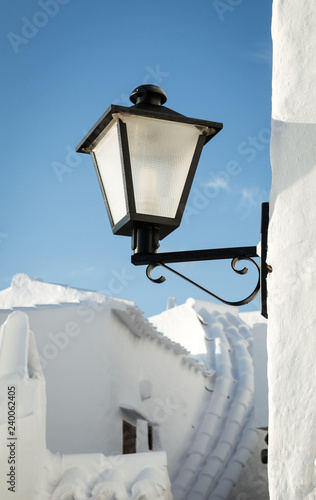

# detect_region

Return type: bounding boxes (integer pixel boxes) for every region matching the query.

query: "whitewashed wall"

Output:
[0,312,47,499]
[0,302,207,482]
[268,1,316,498]
[253,323,268,429]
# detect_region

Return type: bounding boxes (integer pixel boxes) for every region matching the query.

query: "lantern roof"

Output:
[76,86,222,155]
[76,85,223,242]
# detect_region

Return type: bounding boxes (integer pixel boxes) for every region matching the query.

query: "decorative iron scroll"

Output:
[145,256,260,307]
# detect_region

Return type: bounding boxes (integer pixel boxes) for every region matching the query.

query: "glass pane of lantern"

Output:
[92,120,127,225]
[122,114,204,219]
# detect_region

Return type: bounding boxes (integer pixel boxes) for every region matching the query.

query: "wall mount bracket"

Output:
[132,203,270,318]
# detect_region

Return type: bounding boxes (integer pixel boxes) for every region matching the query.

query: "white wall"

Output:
[253,323,268,429]
[0,302,207,482]
[268,1,316,498]
[0,312,47,499]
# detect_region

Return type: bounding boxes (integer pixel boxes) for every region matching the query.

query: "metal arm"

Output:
[131,203,269,317]
[132,247,260,307]
[146,257,260,307]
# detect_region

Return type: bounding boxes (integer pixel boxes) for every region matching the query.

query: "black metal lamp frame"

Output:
[76,89,223,240]
[77,86,270,318]
[132,202,270,318]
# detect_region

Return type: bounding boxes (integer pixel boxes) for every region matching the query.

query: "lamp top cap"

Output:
[129,85,168,106]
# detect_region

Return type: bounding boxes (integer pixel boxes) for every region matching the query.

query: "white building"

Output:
[0,274,268,499]
[268,1,316,498]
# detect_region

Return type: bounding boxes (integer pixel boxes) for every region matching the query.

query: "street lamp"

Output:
[76,85,269,317]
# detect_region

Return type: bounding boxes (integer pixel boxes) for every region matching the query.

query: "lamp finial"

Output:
[129,85,167,106]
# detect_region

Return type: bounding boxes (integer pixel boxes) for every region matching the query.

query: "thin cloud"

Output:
[238,186,267,218]
[240,42,272,66]
[204,177,230,191]
[247,49,272,65]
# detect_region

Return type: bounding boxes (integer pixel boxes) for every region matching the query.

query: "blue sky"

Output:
[1,0,273,318]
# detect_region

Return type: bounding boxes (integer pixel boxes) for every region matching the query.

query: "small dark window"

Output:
[148,425,153,450]
[123,420,136,454]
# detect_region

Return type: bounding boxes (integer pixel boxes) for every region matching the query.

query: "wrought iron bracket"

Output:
[132,203,270,318]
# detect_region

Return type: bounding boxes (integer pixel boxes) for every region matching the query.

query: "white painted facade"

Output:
[268,1,316,498]
[0,275,269,498]
[0,310,173,499]
[0,276,206,480]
